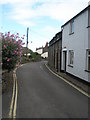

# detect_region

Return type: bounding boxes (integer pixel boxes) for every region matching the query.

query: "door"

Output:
[60,50,61,71]
[63,51,67,72]
[56,52,58,72]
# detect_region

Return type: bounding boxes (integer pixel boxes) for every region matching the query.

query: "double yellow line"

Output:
[9,68,18,118]
[45,64,90,98]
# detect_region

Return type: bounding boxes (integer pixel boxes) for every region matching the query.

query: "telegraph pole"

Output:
[26,27,29,48]
[26,27,29,57]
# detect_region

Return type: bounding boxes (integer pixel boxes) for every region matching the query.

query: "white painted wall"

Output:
[41,52,48,58]
[62,9,90,82]
[36,48,43,54]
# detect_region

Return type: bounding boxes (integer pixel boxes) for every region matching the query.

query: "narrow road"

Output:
[16,61,88,118]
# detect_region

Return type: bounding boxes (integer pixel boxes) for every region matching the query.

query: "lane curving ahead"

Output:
[16,61,88,118]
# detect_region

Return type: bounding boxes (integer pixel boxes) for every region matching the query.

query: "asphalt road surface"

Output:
[16,61,88,118]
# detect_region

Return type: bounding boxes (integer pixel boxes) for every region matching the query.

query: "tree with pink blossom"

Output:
[1,32,25,71]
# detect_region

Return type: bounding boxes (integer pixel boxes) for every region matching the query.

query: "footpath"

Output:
[47,65,90,95]
[2,70,13,119]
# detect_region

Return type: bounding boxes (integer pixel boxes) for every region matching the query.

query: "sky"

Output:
[0,0,89,51]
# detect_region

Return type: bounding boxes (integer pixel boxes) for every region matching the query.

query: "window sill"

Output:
[87,26,90,28]
[85,70,90,73]
[69,32,74,35]
[68,64,73,68]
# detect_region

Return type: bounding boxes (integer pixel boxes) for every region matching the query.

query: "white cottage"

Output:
[61,4,90,82]
[36,47,43,55]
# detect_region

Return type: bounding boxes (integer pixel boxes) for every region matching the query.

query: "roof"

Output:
[36,47,43,51]
[49,31,62,46]
[61,5,90,28]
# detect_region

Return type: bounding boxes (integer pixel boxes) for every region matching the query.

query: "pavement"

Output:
[2,70,13,119]
[16,61,88,118]
[47,65,89,94]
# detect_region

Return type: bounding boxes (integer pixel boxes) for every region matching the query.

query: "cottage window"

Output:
[69,50,74,66]
[70,20,74,34]
[87,50,90,71]
[88,8,90,27]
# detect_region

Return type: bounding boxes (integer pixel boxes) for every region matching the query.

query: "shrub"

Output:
[1,32,25,71]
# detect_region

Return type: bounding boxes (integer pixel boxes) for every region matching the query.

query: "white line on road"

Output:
[9,71,16,118]
[13,73,18,118]
[40,66,43,70]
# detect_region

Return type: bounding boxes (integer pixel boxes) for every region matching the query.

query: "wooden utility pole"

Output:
[26,27,29,57]
[26,27,29,48]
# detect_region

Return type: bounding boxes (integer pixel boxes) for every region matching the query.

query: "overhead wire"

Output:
[30,29,49,39]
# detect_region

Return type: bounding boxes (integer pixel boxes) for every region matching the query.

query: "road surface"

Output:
[16,61,88,118]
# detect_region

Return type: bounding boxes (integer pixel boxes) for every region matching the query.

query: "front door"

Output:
[56,52,58,72]
[63,51,67,72]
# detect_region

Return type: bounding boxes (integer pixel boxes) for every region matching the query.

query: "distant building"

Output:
[43,42,48,53]
[36,47,43,55]
[41,52,48,59]
[36,42,48,58]
[41,42,48,58]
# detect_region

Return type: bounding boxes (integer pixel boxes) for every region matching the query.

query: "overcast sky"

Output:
[0,0,89,51]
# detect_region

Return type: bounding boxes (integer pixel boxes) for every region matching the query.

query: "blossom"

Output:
[14,50,17,53]
[16,36,19,39]
[10,34,14,38]
[7,58,11,62]
[5,38,7,41]
[18,39,22,43]
[10,39,12,42]
[2,31,24,71]
[17,33,19,35]
[5,33,7,36]
[8,32,10,37]
[21,37,24,39]
[4,45,6,49]
[14,40,17,44]
[1,33,3,38]
[22,43,25,45]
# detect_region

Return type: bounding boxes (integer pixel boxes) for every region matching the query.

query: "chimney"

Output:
[45,42,48,48]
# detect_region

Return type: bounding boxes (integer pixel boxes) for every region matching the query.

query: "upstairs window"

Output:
[87,50,90,71]
[69,50,74,66]
[70,20,74,34]
[88,8,90,27]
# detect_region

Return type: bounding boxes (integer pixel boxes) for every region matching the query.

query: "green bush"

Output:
[30,52,41,62]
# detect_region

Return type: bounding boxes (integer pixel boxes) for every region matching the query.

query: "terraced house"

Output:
[48,31,62,72]
[48,3,90,83]
[61,4,90,82]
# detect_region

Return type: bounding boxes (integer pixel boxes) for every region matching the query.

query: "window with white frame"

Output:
[88,8,90,27]
[69,50,74,66]
[87,50,90,71]
[70,20,74,34]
